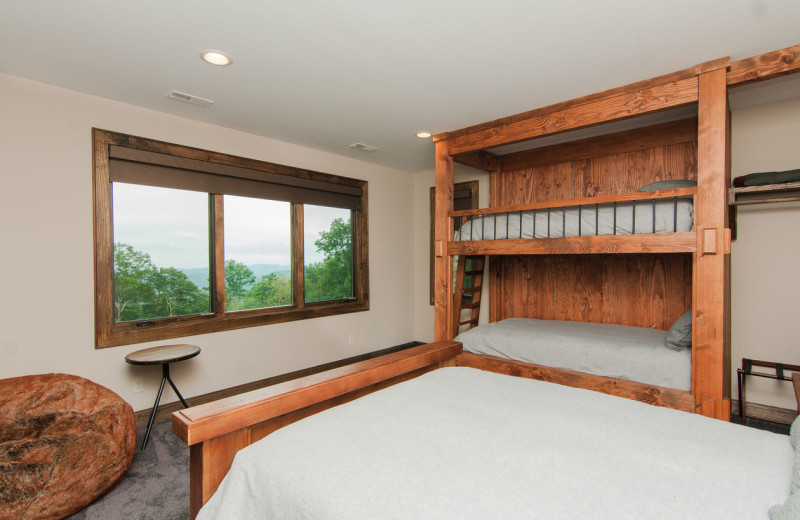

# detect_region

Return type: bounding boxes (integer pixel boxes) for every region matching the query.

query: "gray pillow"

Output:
[770,491,800,520]
[638,179,698,192]
[665,311,692,351]
[791,414,800,450]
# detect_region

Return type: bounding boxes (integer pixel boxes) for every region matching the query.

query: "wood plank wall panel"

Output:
[490,123,697,331]
[495,254,692,330]
[497,142,697,205]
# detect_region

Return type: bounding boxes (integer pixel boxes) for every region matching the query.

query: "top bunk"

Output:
[432,44,800,257]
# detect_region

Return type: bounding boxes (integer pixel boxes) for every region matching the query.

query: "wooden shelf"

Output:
[728,181,800,206]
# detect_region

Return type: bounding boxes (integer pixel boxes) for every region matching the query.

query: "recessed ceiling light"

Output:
[200,50,232,66]
[416,131,432,139]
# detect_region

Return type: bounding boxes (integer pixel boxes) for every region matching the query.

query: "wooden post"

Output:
[434,140,454,340]
[693,64,731,420]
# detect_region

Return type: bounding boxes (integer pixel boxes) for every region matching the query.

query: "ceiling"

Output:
[1,1,799,174]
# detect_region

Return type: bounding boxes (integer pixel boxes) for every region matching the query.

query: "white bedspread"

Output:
[198,368,792,520]
[456,318,692,391]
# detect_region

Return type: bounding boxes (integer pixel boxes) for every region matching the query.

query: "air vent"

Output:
[168,90,214,108]
[349,142,379,152]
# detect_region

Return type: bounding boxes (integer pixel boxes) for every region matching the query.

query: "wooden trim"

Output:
[173,341,462,516]
[134,341,424,426]
[92,128,369,348]
[456,352,695,412]
[451,187,697,217]
[291,203,305,308]
[448,233,697,255]
[731,399,798,425]
[499,118,698,172]
[444,77,699,156]
[728,43,800,88]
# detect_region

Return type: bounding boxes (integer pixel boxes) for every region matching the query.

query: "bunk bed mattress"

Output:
[455,198,693,240]
[197,367,793,520]
[455,318,691,391]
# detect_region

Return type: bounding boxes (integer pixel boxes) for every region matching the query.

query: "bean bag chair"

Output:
[0,373,137,519]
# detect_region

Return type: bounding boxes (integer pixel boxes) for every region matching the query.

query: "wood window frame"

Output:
[93,128,369,348]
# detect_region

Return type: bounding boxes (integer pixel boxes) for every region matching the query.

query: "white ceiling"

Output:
[1,1,799,173]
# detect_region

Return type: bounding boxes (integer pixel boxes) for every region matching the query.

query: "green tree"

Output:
[225,259,256,310]
[248,272,292,307]
[113,243,158,322]
[305,217,353,302]
[152,267,208,316]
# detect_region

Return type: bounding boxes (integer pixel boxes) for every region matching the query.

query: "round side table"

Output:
[125,344,201,449]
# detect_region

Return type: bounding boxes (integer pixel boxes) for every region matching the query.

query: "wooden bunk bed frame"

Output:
[433,44,800,421]
[171,44,800,518]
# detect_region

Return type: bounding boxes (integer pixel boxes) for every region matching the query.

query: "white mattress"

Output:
[455,198,693,241]
[198,367,792,520]
[456,318,691,391]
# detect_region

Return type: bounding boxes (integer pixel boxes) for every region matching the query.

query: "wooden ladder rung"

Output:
[461,302,480,309]
[458,318,479,326]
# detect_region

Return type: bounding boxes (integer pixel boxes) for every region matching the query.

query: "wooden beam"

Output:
[448,233,696,256]
[452,150,498,172]
[694,57,730,76]
[500,118,698,172]
[433,140,454,340]
[728,43,800,88]
[445,77,699,156]
[693,66,731,421]
[433,66,697,143]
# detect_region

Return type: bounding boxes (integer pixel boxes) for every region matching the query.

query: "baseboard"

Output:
[134,341,425,427]
[730,399,798,425]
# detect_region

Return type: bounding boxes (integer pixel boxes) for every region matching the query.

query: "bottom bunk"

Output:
[454,317,695,412]
[189,360,793,519]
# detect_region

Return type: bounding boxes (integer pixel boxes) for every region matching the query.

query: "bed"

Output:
[195,365,795,520]
[455,317,692,391]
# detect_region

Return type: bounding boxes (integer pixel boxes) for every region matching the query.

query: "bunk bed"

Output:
[433,44,800,420]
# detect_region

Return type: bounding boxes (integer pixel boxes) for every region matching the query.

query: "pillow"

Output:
[638,179,698,192]
[665,311,692,351]
[770,492,800,520]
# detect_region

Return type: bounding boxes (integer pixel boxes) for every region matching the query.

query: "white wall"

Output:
[0,73,416,411]
[730,96,800,410]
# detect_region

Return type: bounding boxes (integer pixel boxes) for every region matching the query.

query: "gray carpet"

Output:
[68,420,189,520]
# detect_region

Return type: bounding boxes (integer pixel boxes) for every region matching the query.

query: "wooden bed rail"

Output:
[172,341,462,518]
[450,187,697,219]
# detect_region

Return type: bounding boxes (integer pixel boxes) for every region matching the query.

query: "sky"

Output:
[112,183,349,270]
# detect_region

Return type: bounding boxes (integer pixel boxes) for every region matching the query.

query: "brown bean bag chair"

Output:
[0,373,137,520]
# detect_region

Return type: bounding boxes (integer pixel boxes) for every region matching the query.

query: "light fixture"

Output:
[416,131,432,139]
[200,50,232,66]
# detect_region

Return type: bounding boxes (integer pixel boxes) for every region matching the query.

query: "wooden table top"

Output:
[125,344,201,365]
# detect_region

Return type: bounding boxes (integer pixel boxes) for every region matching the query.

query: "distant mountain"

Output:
[180,263,290,290]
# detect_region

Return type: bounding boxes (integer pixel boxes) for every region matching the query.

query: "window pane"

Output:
[304,205,353,303]
[112,183,211,322]
[223,195,292,311]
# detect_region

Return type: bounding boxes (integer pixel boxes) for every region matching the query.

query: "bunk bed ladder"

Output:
[453,255,485,337]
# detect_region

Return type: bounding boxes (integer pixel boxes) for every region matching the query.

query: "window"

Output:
[93,129,368,348]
